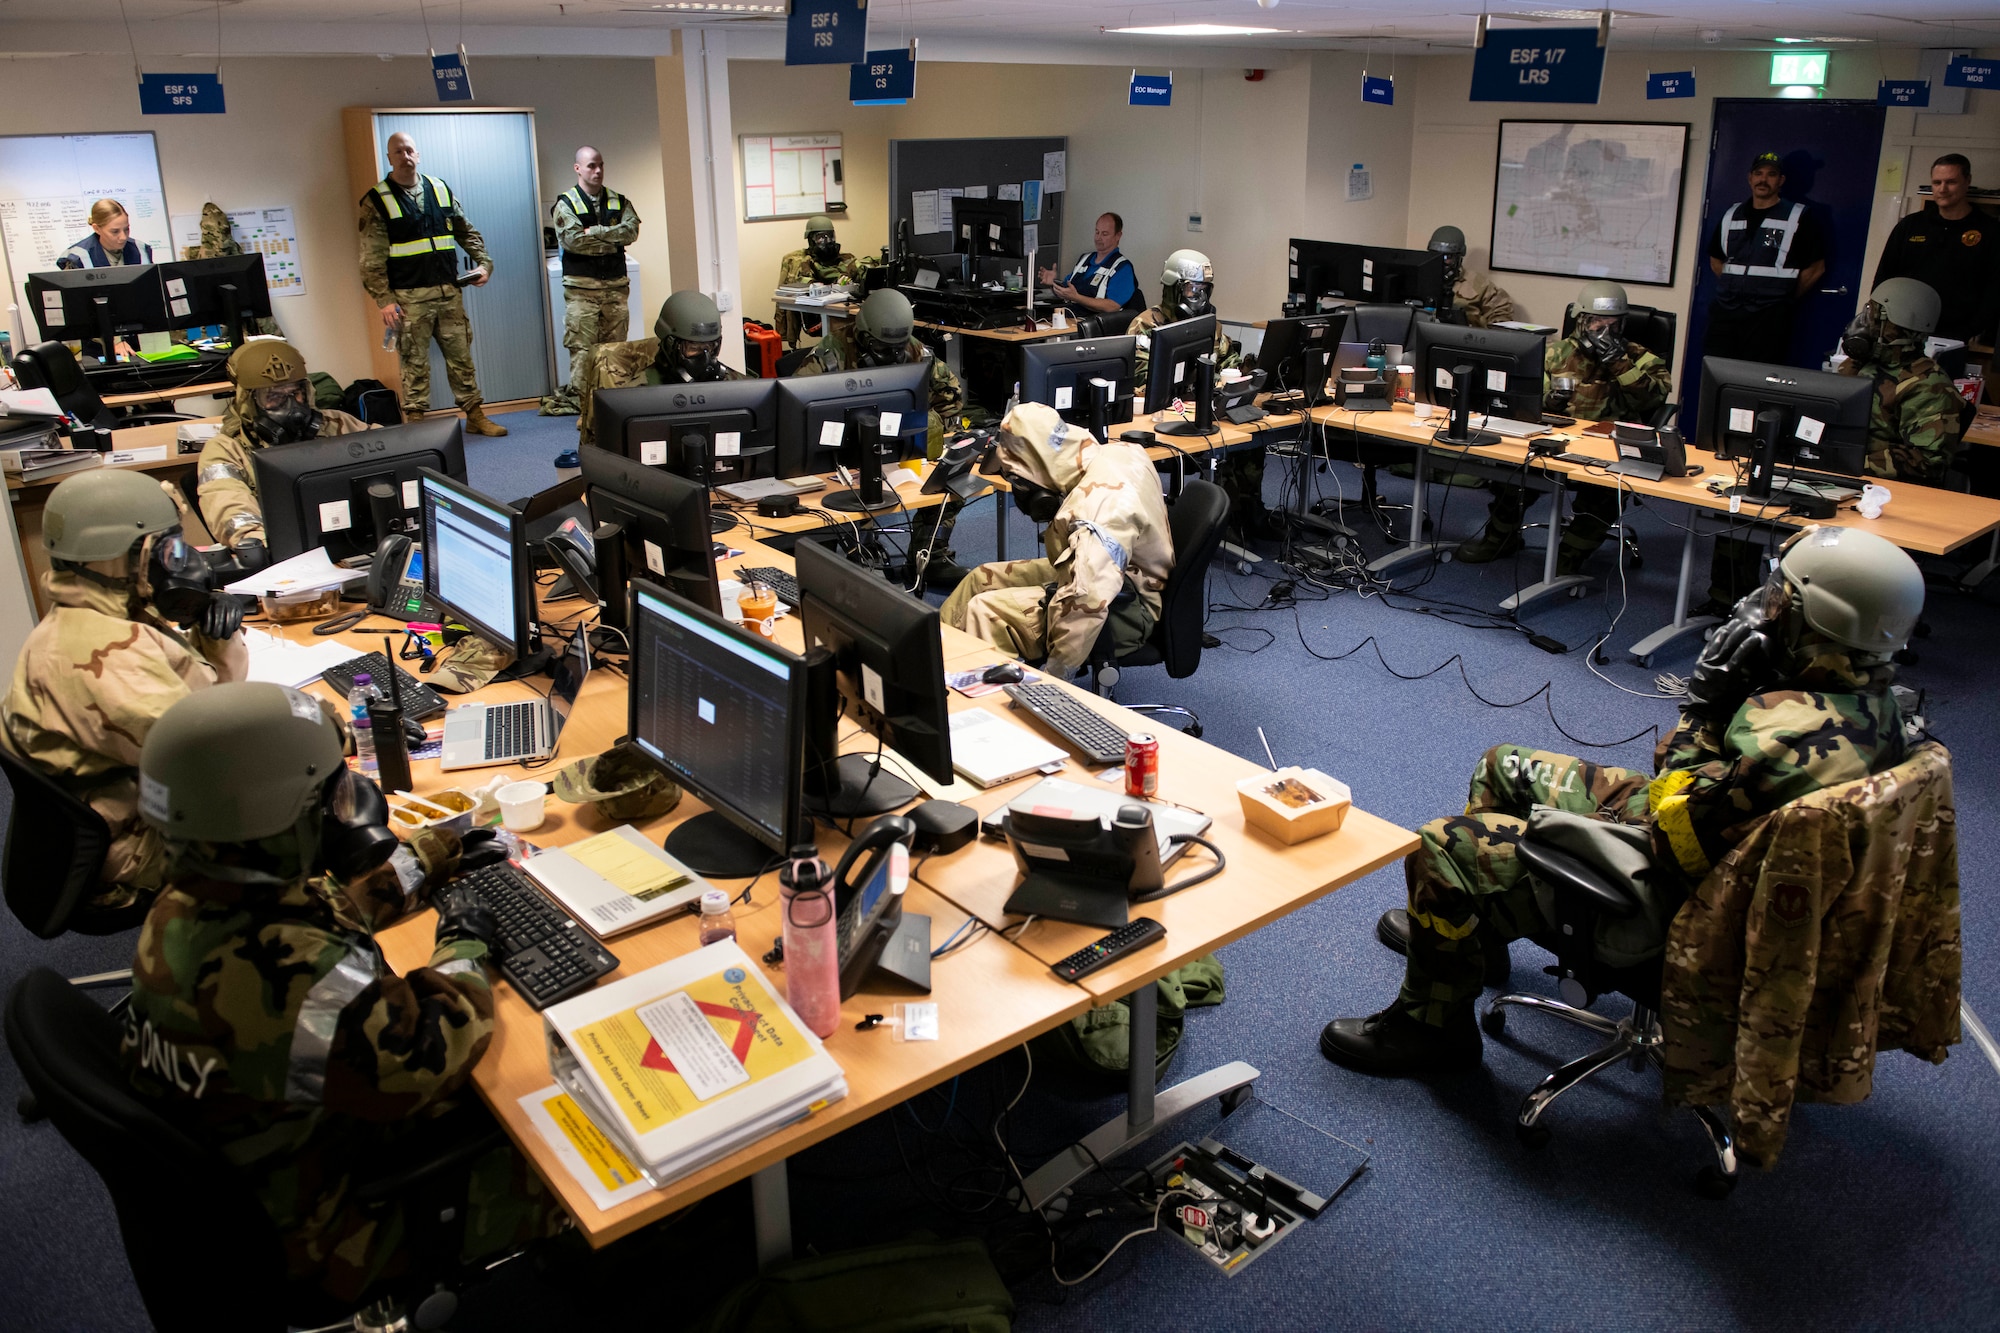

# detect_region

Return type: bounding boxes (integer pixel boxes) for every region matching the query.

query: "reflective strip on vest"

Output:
[283,945,378,1106]
[387,236,458,259]
[1719,201,1804,283]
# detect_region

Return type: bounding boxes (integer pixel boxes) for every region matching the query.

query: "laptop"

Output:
[439,629,591,771]
[714,474,827,504]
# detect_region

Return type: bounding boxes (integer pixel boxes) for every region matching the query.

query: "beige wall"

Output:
[1304,52,1417,254]
[0,53,667,387]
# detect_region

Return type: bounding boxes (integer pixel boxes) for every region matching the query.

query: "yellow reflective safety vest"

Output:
[363,175,461,291]
[555,186,628,281]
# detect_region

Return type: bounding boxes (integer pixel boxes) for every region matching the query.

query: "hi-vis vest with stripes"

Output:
[364,175,460,291]
[555,186,628,281]
[1717,200,1805,306]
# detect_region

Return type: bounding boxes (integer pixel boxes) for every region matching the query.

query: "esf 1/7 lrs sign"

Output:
[1470,28,1606,103]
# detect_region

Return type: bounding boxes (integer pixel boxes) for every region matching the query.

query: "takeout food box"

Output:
[1235,767,1350,844]
[388,788,476,837]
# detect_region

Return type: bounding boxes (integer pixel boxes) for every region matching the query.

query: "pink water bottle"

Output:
[779,846,841,1038]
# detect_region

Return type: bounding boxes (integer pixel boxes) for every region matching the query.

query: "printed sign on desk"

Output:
[1647,71,1695,100]
[787,0,868,66]
[850,49,914,105]
[1362,75,1394,105]
[1130,73,1173,107]
[432,51,474,103]
[138,75,225,115]
[1943,57,1996,89]
[1470,28,1606,103]
[1877,80,1930,108]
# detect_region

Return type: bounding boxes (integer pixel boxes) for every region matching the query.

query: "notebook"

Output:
[520,825,711,939]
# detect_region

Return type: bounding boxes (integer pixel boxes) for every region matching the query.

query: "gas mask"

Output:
[1841,302,1886,363]
[248,381,322,447]
[1574,315,1625,367]
[137,529,244,641]
[1168,279,1214,322]
[1440,255,1465,287]
[857,331,912,369]
[670,337,727,382]
[319,766,401,882]
[808,230,842,266]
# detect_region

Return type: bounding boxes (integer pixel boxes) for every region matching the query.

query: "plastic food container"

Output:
[1235,767,1351,845]
[261,587,345,622]
[387,789,475,837]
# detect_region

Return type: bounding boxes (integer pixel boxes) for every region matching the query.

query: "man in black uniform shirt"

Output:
[1873,154,1999,349]
[1701,151,1827,366]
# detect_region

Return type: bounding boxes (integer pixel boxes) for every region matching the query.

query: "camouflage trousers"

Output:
[940,557,1152,667]
[1481,482,1623,561]
[544,283,630,414]
[1399,744,1650,1027]
[908,496,966,565]
[1216,448,1267,534]
[393,285,481,417]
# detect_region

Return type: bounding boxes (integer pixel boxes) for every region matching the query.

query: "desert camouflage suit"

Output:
[1398,642,1908,1032]
[180,202,285,338]
[1452,270,1516,329]
[941,403,1174,676]
[1129,305,1254,529]
[197,387,371,550]
[1836,332,1966,483]
[2,563,240,910]
[574,337,748,450]
[775,249,876,346]
[125,822,568,1304]
[358,178,493,419]
[541,187,640,415]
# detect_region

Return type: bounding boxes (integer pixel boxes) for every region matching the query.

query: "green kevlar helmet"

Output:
[1574,280,1630,320]
[139,683,345,844]
[804,214,837,240]
[1427,225,1467,257]
[857,288,916,347]
[227,338,309,391]
[43,469,179,563]
[1777,526,1925,654]
[551,742,684,822]
[1868,277,1941,339]
[657,289,724,344]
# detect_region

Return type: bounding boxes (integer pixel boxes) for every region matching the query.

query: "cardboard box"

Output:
[1236,767,1350,845]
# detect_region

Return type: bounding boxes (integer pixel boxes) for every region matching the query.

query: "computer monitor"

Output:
[952,197,1026,259]
[795,538,952,817]
[1287,238,1364,311]
[776,357,933,510]
[1695,358,1872,500]
[251,417,469,561]
[1020,334,1137,435]
[157,254,272,347]
[628,579,807,877]
[418,469,536,664]
[25,265,167,360]
[580,444,723,633]
[1142,313,1220,438]
[590,377,780,492]
[1257,312,1347,400]
[1410,321,1547,445]
[1359,247,1448,309]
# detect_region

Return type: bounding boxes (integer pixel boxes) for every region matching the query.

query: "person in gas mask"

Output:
[1427,225,1515,329]
[3,470,249,911]
[124,682,569,1305]
[570,290,748,465]
[797,289,968,587]
[941,401,1173,676]
[1328,526,1923,1074]
[776,213,877,346]
[197,339,372,555]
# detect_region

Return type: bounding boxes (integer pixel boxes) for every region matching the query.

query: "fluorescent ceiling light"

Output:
[1779,84,1824,98]
[1108,24,1293,37]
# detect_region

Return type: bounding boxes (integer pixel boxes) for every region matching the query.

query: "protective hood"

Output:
[992,402,1096,496]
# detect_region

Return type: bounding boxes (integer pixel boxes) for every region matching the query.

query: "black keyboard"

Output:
[735,565,800,606]
[457,862,619,1010]
[483,700,543,762]
[1003,683,1131,766]
[322,653,446,722]
[1541,413,1577,428]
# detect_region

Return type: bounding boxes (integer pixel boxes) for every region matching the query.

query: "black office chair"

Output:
[11,342,201,435]
[1083,479,1230,736]
[775,346,815,377]
[1559,303,1680,370]
[6,968,513,1332]
[1350,303,1419,347]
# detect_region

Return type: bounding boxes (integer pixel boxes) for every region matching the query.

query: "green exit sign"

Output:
[1770,51,1828,87]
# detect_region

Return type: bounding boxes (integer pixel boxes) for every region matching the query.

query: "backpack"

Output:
[687,1235,1013,1333]
[339,377,403,425]
[1033,955,1226,1089]
[308,371,344,410]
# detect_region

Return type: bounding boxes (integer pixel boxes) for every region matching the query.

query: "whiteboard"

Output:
[740,133,844,222]
[0,133,172,336]
[1489,120,1689,287]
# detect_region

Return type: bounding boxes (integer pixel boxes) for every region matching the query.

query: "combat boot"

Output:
[465,407,509,437]
[1319,1005,1482,1075]
[1375,908,1513,986]
[400,407,426,423]
[923,550,972,592]
[1455,487,1531,563]
[1555,511,1612,577]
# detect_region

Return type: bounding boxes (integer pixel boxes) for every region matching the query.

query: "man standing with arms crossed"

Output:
[541,145,640,418]
[1701,151,1827,367]
[358,131,508,436]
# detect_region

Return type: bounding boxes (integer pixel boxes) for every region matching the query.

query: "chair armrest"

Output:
[1517,838,1643,918]
[348,1124,508,1202]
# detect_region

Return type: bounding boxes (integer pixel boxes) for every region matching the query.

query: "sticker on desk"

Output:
[643,539,665,577]
[716,431,741,457]
[1436,367,1455,391]
[861,662,886,713]
[1485,369,1508,394]
[166,277,187,298]
[1794,415,1825,445]
[169,297,191,319]
[520,1085,657,1210]
[878,411,902,437]
[1728,407,1755,434]
[402,480,420,509]
[1054,385,1073,411]
[318,500,352,532]
[640,439,667,467]
[893,1002,939,1043]
[819,420,846,449]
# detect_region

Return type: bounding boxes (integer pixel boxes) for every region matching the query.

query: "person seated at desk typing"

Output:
[941,401,1171,676]
[567,289,748,467]
[776,213,877,347]
[1456,280,1669,574]
[1039,211,1143,317]
[125,683,569,1306]
[1323,527,1924,1073]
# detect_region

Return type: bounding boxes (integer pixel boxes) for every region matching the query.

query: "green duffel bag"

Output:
[687,1234,1014,1333]
[1032,955,1226,1090]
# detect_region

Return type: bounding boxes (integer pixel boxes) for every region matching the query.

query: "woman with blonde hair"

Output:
[56,197,153,269]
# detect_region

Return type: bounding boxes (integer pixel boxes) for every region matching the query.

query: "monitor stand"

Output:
[1434,364,1501,448]
[1155,353,1217,437]
[491,635,555,683]
[665,812,778,879]
[822,406,900,513]
[801,648,919,818]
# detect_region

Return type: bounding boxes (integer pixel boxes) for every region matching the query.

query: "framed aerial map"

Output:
[1490,119,1690,287]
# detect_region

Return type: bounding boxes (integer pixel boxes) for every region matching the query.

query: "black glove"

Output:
[457,826,512,873]
[200,591,246,642]
[1684,597,1782,726]
[434,885,501,952]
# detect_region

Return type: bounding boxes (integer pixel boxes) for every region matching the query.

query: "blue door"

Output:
[1678,98,1885,432]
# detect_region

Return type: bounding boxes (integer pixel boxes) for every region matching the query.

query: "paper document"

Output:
[520,1085,658,1210]
[224,547,366,597]
[522,825,707,937]
[912,190,941,235]
[963,184,988,199]
[998,183,1022,202]
[241,629,364,689]
[0,387,62,418]
[567,829,691,902]
[1042,150,1066,193]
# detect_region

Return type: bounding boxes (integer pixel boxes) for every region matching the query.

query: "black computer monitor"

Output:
[795,538,952,818]
[157,255,272,348]
[1257,312,1347,400]
[1020,334,1137,435]
[1359,247,1448,309]
[1287,238,1365,311]
[1142,313,1220,438]
[1410,321,1547,445]
[952,197,1026,259]
[251,417,469,561]
[418,469,536,664]
[590,377,780,492]
[1696,358,1873,500]
[580,444,723,633]
[776,357,933,510]
[25,266,167,361]
[628,579,807,878]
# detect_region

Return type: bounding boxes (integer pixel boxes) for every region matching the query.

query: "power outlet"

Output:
[1187,213,1203,233]
[715,290,734,312]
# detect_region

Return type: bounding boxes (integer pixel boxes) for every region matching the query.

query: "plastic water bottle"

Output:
[697,889,738,946]
[348,673,382,775]
[779,849,842,1038]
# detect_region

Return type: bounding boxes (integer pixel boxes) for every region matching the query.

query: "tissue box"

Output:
[176,421,220,454]
[1236,767,1350,845]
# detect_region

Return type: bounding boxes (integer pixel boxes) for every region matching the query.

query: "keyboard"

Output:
[1003,683,1131,766]
[321,652,446,722]
[457,862,619,1011]
[735,565,800,606]
[1541,413,1577,428]
[483,699,545,762]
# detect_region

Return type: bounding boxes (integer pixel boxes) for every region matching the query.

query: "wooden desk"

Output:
[1967,405,2000,449]
[99,378,230,409]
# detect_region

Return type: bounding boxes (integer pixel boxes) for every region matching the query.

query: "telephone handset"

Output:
[831,815,922,999]
[366,535,446,622]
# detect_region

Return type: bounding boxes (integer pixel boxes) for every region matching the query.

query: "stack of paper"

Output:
[543,941,847,1187]
[1,442,95,482]
[241,628,364,689]
[223,547,366,597]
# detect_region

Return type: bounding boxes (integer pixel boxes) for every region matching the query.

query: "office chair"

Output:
[11,343,201,435]
[1559,303,1680,370]
[6,967,512,1333]
[1483,741,1956,1197]
[1083,479,1231,737]
[1349,304,1419,347]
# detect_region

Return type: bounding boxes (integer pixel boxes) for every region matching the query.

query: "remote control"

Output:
[1051,918,1167,983]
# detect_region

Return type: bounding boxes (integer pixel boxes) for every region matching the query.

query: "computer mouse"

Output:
[982,662,1025,685]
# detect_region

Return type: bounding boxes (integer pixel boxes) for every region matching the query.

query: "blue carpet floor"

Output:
[4,409,1997,1331]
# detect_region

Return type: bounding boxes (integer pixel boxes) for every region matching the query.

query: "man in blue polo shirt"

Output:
[1040,212,1140,316]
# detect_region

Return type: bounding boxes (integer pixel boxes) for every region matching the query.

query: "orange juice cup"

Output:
[739,581,779,639]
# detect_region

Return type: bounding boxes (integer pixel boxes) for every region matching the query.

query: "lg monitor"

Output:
[580,444,723,632]
[25,265,167,360]
[1358,247,1448,309]
[1695,358,1872,500]
[1256,312,1347,401]
[1409,321,1547,445]
[157,254,272,347]
[590,377,780,493]
[628,579,807,878]
[795,538,952,817]
[1020,334,1137,435]
[776,357,933,508]
[1141,313,1220,437]
[418,469,536,664]
[1286,238,1365,311]
[951,197,1026,259]
[251,416,469,561]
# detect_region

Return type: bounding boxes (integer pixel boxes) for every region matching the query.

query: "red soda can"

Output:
[1125,734,1159,799]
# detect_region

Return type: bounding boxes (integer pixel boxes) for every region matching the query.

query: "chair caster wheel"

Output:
[1220,1086,1253,1115]
[1694,1165,1738,1200]
[1185,724,1204,739]
[1516,1121,1551,1150]
[1633,654,1652,668]
[1481,1007,1507,1037]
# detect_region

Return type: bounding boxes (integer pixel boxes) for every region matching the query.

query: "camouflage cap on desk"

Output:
[428,633,513,694]
[551,742,682,822]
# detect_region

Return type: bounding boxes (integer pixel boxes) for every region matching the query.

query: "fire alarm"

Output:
[1245,69,1266,81]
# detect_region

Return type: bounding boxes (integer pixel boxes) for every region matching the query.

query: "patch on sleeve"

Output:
[139,773,171,824]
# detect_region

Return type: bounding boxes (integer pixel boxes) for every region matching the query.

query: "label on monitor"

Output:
[1054,386,1073,410]
[878,411,902,437]
[1362,259,1374,275]
[861,663,886,714]
[989,223,1002,240]
[166,277,188,298]
[1728,407,1755,434]
[640,439,667,466]
[643,540,665,577]
[1794,415,1825,444]
[1288,245,1298,262]
[1362,276,1375,293]
[716,431,741,457]
[820,420,846,449]
[318,500,353,532]
[42,290,63,326]
[1173,361,1186,384]
[1288,263,1298,279]
[1436,367,1454,391]
[170,297,191,319]
[402,480,420,509]
[1485,369,1508,393]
